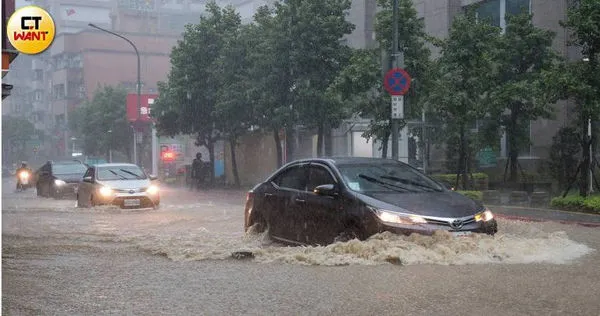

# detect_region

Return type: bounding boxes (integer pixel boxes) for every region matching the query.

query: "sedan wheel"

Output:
[334,226,365,243]
[250,212,268,234]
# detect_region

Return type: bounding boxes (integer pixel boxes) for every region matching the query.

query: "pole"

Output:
[589,118,593,194]
[422,109,427,174]
[152,126,158,176]
[391,0,399,160]
[89,23,141,165]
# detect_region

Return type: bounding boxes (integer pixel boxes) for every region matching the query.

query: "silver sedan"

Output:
[76,163,160,209]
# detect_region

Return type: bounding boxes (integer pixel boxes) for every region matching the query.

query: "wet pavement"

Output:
[3,181,600,315]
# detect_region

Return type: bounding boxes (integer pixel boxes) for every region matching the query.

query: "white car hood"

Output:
[98,179,150,190]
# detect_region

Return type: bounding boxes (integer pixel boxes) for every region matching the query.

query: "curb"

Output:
[495,214,600,228]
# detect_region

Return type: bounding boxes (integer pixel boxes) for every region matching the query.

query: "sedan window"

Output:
[273,166,307,191]
[306,165,335,192]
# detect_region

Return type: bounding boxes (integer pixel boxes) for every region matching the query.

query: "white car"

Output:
[76,163,160,209]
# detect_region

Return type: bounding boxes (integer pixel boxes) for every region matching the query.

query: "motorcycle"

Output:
[17,170,32,191]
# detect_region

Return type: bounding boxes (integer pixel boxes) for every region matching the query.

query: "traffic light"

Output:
[161,150,175,162]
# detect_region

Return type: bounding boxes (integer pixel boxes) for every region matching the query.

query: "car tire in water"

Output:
[334,225,365,243]
[249,211,268,234]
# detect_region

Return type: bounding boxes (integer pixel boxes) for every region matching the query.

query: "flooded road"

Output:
[3,184,600,315]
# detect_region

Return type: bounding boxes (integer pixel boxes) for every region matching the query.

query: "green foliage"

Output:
[2,115,40,162]
[457,190,483,201]
[488,13,561,182]
[70,85,130,158]
[427,11,500,188]
[551,194,600,213]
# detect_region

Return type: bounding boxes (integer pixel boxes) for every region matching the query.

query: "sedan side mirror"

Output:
[313,184,338,196]
[149,175,158,181]
[83,176,93,183]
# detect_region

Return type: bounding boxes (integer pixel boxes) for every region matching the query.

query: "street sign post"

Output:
[384,67,412,162]
[391,95,403,119]
[383,68,411,96]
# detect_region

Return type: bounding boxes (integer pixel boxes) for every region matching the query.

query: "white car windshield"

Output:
[97,166,147,180]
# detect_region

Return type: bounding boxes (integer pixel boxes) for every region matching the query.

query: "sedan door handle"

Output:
[264,193,273,197]
[295,198,305,203]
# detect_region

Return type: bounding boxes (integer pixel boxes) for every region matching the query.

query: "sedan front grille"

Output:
[424,216,475,227]
[114,188,144,193]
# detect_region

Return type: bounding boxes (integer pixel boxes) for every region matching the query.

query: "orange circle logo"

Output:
[6,5,56,55]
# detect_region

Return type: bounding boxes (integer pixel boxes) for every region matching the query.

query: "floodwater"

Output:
[3,184,600,315]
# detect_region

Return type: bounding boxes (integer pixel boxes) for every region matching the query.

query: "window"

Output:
[307,165,335,192]
[84,167,94,179]
[34,69,43,81]
[470,0,531,30]
[475,0,501,27]
[506,0,530,16]
[273,165,307,191]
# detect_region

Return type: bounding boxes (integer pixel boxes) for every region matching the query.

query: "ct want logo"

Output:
[6,5,56,55]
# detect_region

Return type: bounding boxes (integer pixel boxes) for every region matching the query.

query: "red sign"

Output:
[126,93,158,122]
[383,68,411,96]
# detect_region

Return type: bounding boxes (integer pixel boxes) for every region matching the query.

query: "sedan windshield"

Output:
[97,166,147,180]
[52,163,88,175]
[337,163,443,193]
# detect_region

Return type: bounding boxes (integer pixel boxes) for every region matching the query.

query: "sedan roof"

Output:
[93,163,140,168]
[291,157,403,166]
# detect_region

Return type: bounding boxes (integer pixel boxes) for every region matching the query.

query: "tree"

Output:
[245,5,295,167]
[70,86,131,160]
[427,11,501,189]
[559,0,600,196]
[153,2,241,183]
[288,0,355,157]
[2,115,38,164]
[489,13,561,183]
[548,126,580,191]
[215,23,254,187]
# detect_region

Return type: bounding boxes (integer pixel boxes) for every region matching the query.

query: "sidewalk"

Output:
[488,204,600,227]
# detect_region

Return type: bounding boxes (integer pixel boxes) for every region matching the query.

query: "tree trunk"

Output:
[579,115,591,197]
[229,136,240,188]
[285,127,295,162]
[316,123,324,157]
[508,105,520,183]
[381,128,391,158]
[457,125,469,190]
[273,129,283,168]
[324,127,333,156]
[207,139,215,185]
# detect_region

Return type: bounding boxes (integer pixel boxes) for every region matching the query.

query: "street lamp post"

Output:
[89,23,141,165]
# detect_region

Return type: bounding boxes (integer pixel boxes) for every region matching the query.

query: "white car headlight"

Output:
[54,179,66,186]
[146,185,159,195]
[99,186,113,197]
[376,210,427,225]
[475,209,494,222]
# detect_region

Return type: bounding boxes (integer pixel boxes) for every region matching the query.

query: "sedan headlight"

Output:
[475,209,494,222]
[54,179,66,186]
[376,210,427,225]
[146,185,159,195]
[99,186,113,197]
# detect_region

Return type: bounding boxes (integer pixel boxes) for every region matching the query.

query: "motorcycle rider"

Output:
[16,161,32,190]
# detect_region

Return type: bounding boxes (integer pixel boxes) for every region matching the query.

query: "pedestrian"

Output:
[191,153,204,190]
